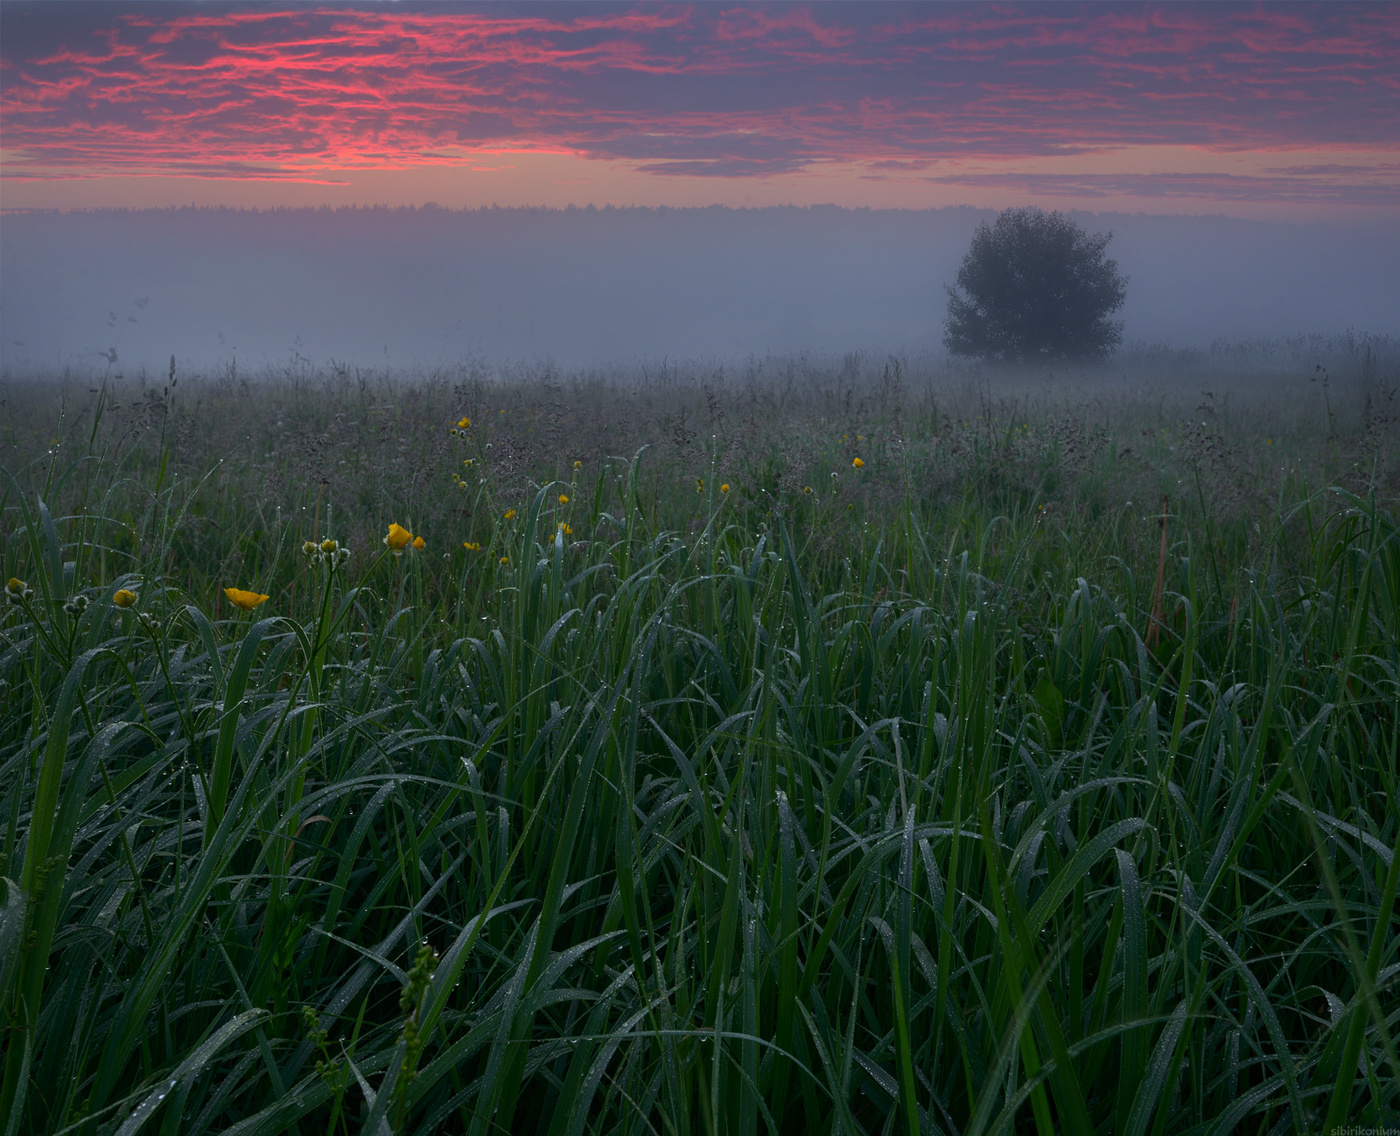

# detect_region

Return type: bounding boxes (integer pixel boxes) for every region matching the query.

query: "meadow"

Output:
[1,338,1398,1135]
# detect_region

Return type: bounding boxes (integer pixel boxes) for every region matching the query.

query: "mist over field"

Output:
[3,204,1398,375]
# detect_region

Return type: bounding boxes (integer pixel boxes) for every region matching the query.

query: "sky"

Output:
[3,1,1397,219]
[1,2,1397,371]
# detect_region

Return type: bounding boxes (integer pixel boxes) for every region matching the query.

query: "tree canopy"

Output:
[944,208,1127,362]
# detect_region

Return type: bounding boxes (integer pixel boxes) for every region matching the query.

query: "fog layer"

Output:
[3,205,1397,374]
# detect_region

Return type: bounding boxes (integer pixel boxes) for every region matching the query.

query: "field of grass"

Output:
[2,343,1398,1135]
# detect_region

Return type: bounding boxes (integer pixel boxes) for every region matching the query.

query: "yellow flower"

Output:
[558,494,569,504]
[803,486,813,495]
[463,541,481,552]
[113,589,137,608]
[720,483,731,494]
[696,478,704,493]
[457,416,470,429]
[320,539,338,554]
[224,587,269,611]
[384,523,413,551]
[504,509,517,520]
[499,555,510,565]
[412,535,426,551]
[558,522,573,536]
[852,457,865,469]
[463,458,473,467]
[573,460,582,469]
[302,540,318,557]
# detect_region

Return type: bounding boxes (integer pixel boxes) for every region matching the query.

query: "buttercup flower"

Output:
[463,541,481,552]
[852,457,865,469]
[302,540,319,558]
[558,522,573,536]
[412,536,426,551]
[558,494,569,505]
[499,556,510,565]
[504,509,517,521]
[384,523,413,552]
[320,539,338,554]
[113,589,138,608]
[224,587,270,611]
[696,479,704,493]
[803,486,813,495]
[5,577,31,604]
[457,416,470,429]
[573,460,582,469]
[720,483,731,494]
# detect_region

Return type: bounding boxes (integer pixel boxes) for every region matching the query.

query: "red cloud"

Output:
[1,1,1395,190]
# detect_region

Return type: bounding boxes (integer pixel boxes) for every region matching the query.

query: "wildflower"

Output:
[499,556,510,565]
[504,509,517,521]
[302,540,319,558]
[459,480,468,491]
[558,494,569,505]
[320,539,338,555]
[720,483,731,494]
[224,587,270,611]
[384,523,413,552]
[5,577,32,604]
[113,589,138,608]
[463,458,473,467]
[558,522,573,536]
[412,536,426,551]
[852,457,864,469]
[458,417,470,429]
[696,478,704,493]
[803,486,813,495]
[573,460,582,469]
[463,541,481,552]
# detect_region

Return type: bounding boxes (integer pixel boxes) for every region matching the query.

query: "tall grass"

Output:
[1,356,1398,1134]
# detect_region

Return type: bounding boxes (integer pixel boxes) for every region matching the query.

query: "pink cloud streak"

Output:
[1,2,1395,197]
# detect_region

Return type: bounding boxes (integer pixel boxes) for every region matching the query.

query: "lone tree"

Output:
[944,208,1127,362]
